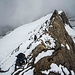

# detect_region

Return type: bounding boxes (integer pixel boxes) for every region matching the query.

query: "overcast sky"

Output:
[0,0,75,35]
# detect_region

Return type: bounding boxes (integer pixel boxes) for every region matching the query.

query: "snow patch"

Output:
[41,63,72,75]
[23,68,34,75]
[34,50,54,64]
[66,44,70,50]
[71,70,75,75]
[50,63,64,75]
[40,34,55,48]
[65,24,75,36]
[61,44,65,47]
[19,67,34,75]
[42,70,50,75]
[58,11,63,14]
[0,12,52,61]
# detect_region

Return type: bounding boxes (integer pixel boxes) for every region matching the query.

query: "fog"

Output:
[0,0,75,35]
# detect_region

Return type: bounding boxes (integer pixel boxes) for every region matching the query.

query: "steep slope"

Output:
[0,13,52,61]
[0,11,53,75]
[0,10,75,75]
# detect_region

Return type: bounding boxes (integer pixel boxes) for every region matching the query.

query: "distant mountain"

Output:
[0,10,75,75]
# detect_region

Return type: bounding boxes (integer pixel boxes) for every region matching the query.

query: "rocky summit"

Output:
[24,10,75,75]
[0,10,75,75]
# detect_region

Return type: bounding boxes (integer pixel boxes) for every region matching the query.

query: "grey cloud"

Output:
[0,0,75,36]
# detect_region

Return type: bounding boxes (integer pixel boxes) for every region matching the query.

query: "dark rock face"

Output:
[59,11,72,28]
[48,72,60,75]
[28,10,75,75]
[59,11,69,24]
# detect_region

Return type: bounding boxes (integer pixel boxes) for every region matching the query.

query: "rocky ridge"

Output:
[19,10,75,75]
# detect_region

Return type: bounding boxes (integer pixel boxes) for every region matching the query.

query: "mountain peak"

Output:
[50,10,59,21]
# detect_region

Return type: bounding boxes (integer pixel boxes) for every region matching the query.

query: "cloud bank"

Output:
[0,0,75,35]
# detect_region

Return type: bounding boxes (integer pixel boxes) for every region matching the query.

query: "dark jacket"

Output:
[16,53,27,66]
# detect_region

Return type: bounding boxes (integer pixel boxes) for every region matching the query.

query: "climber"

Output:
[15,53,27,70]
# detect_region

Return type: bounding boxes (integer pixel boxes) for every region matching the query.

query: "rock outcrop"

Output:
[9,10,75,75]
[59,11,72,28]
[26,10,75,75]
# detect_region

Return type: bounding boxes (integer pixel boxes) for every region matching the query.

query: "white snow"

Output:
[71,70,75,75]
[40,34,55,48]
[61,65,70,75]
[0,12,52,75]
[0,13,52,61]
[18,67,34,75]
[12,69,23,75]
[65,24,75,43]
[65,24,75,36]
[34,50,54,64]
[23,68,34,75]
[61,44,65,47]
[42,70,50,75]
[59,11,63,14]
[50,63,64,75]
[19,40,41,57]
[0,11,54,75]
[42,63,71,75]
[0,66,15,75]
[66,44,70,50]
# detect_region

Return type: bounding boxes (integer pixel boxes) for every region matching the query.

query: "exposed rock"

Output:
[28,10,75,75]
[59,11,72,28]
[11,10,75,75]
[48,72,60,75]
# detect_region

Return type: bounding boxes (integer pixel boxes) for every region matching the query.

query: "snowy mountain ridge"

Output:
[0,12,53,61]
[0,10,75,75]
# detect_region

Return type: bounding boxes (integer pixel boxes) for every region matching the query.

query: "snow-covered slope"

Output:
[0,12,53,75]
[0,13,52,61]
[0,11,75,75]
